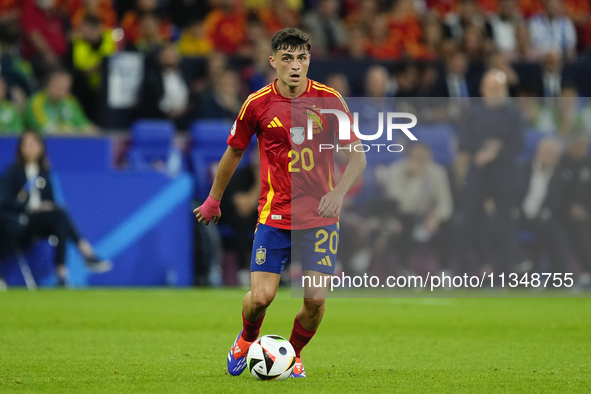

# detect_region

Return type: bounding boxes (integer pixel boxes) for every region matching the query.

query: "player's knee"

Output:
[303,297,325,315]
[251,291,275,311]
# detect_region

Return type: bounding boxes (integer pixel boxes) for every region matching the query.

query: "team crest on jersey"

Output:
[303,105,326,134]
[290,127,305,145]
[230,121,236,136]
[255,247,266,265]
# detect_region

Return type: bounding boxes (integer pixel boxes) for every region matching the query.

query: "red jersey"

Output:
[227,79,358,230]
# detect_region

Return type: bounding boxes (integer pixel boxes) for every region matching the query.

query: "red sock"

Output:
[241,312,265,342]
[289,316,317,358]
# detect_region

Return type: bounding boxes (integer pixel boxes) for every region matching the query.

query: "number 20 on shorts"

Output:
[315,229,338,254]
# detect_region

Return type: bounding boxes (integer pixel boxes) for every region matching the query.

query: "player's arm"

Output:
[318,140,366,218]
[193,146,245,225]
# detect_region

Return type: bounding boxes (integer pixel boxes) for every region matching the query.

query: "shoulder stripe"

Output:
[238,88,272,120]
[311,85,350,113]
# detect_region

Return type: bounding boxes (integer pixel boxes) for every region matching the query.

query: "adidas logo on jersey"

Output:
[317,256,332,266]
[267,117,283,128]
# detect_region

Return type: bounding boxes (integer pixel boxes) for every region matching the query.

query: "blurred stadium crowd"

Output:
[2,0,591,288]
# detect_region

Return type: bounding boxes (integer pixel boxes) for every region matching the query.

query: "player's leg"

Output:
[227,224,291,376]
[289,224,338,377]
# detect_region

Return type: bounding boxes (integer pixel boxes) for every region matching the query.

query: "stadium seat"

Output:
[411,123,457,167]
[127,120,176,171]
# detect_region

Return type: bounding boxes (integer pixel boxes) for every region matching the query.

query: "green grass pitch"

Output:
[1,289,590,393]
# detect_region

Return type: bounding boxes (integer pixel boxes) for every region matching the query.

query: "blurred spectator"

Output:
[203,0,247,55]
[541,51,563,97]
[177,18,213,57]
[137,45,193,129]
[344,0,379,31]
[456,69,525,274]
[408,14,444,60]
[0,132,111,286]
[379,142,454,271]
[487,50,519,89]
[560,133,591,282]
[460,23,491,61]
[23,69,95,134]
[518,136,569,273]
[219,150,260,287]
[237,13,270,59]
[259,0,300,36]
[0,17,37,108]
[529,0,577,59]
[21,0,68,78]
[0,78,24,134]
[69,0,117,30]
[433,50,472,97]
[391,61,419,97]
[196,70,242,121]
[365,14,403,60]
[506,22,544,61]
[125,12,168,54]
[325,73,351,97]
[416,61,440,96]
[516,87,557,132]
[240,39,274,93]
[486,0,522,53]
[344,25,366,59]
[302,0,346,56]
[364,65,391,97]
[389,0,423,57]
[167,0,211,29]
[443,0,485,41]
[121,0,172,46]
[66,14,117,122]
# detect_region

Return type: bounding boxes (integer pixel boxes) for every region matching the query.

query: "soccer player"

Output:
[194,28,366,378]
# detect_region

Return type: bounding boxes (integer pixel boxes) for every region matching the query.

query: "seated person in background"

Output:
[23,69,96,134]
[560,133,591,286]
[20,0,68,78]
[66,14,117,123]
[196,70,241,121]
[0,14,38,108]
[219,150,260,287]
[125,12,169,54]
[136,44,193,129]
[379,142,454,273]
[177,18,213,57]
[0,77,24,134]
[121,0,171,46]
[518,137,570,274]
[0,132,111,287]
[69,0,117,30]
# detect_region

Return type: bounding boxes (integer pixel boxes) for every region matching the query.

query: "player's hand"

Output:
[318,190,344,218]
[193,196,222,226]
[194,207,221,226]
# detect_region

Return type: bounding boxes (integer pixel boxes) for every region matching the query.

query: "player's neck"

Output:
[275,78,308,98]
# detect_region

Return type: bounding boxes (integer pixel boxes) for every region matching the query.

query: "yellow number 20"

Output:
[289,148,315,172]
[315,229,338,254]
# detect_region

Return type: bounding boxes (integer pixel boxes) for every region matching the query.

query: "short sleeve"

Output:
[227,100,257,149]
[331,94,358,147]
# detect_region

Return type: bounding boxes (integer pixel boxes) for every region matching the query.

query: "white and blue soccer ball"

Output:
[247,335,296,381]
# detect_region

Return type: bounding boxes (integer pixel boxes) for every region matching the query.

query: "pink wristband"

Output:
[198,196,221,221]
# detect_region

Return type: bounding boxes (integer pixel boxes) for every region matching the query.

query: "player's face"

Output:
[270,48,310,89]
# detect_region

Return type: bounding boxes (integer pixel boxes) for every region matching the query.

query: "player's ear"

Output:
[269,54,277,69]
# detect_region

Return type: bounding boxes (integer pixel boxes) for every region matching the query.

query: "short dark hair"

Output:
[271,28,311,53]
